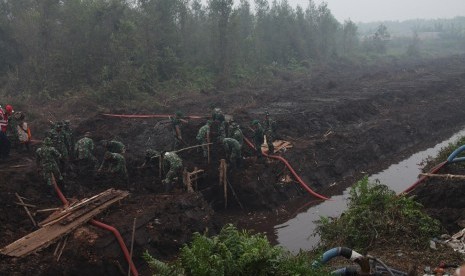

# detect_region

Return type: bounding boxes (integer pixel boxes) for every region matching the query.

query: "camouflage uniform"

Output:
[170,111,186,150]
[143,149,160,168]
[52,123,69,159]
[98,151,128,182]
[252,120,265,156]
[74,133,97,173]
[229,123,244,147]
[63,120,74,157]
[162,151,183,190]
[104,140,126,154]
[263,113,276,154]
[196,121,211,158]
[222,138,242,168]
[36,138,62,186]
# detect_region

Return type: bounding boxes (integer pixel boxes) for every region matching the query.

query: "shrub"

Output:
[316,176,440,252]
[143,224,325,276]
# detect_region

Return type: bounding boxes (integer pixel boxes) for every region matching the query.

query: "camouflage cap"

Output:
[252,120,259,125]
[175,111,183,117]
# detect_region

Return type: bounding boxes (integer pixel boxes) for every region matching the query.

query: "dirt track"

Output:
[1,55,465,275]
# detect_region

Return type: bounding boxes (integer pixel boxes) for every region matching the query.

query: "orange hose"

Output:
[243,137,329,200]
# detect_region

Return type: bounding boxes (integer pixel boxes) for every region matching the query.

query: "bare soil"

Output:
[1,55,465,275]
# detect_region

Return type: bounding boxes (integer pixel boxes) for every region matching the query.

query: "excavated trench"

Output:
[1,55,465,275]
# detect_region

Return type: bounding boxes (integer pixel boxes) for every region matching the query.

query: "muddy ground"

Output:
[1,55,465,275]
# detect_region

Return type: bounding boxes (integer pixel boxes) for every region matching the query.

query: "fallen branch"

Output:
[56,235,68,261]
[420,173,465,180]
[36,207,61,213]
[15,193,37,227]
[15,202,37,208]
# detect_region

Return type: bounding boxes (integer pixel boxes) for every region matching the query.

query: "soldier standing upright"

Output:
[263,111,276,154]
[170,111,188,150]
[36,137,62,189]
[74,132,97,175]
[63,120,74,157]
[196,120,211,158]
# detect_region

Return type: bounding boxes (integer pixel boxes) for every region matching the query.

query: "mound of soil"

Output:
[413,165,465,234]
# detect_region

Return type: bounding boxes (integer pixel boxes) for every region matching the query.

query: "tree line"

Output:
[0,0,356,100]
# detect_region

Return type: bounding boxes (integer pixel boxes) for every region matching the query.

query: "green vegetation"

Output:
[316,176,440,252]
[2,1,463,107]
[143,224,325,276]
[423,136,465,171]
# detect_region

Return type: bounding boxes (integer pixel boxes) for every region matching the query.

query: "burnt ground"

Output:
[413,164,465,234]
[1,54,465,275]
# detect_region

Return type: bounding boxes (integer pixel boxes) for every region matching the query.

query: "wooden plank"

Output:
[0,190,129,258]
[39,189,116,227]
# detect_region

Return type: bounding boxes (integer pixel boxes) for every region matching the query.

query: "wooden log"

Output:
[15,193,37,227]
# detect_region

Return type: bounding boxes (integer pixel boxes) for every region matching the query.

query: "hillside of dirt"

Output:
[1,55,465,275]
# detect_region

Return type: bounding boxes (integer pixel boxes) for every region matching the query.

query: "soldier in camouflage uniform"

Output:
[222,137,242,168]
[36,137,62,186]
[98,151,128,186]
[52,122,69,172]
[170,111,188,150]
[74,132,97,175]
[63,120,74,158]
[211,107,226,141]
[162,151,183,192]
[263,111,276,154]
[196,120,211,158]
[228,122,243,147]
[142,149,160,168]
[252,120,265,157]
[101,139,126,154]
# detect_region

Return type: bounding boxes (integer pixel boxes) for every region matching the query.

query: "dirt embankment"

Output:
[1,55,465,275]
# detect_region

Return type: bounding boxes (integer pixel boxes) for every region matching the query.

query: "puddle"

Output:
[275,128,465,253]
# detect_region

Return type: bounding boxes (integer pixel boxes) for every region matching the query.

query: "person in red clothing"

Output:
[0,104,14,159]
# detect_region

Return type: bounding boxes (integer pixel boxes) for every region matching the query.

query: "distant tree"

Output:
[342,20,358,55]
[208,0,233,87]
[406,31,420,56]
[372,24,390,53]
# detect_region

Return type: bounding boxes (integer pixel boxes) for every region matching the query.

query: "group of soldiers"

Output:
[36,121,129,191]
[35,107,277,195]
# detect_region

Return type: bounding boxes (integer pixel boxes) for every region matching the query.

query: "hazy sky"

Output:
[202,0,465,23]
[289,0,465,22]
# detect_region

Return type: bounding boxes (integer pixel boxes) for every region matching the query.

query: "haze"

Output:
[208,0,465,23]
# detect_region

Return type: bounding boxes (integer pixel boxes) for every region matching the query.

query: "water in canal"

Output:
[275,129,465,253]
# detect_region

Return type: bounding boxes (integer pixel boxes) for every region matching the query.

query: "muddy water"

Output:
[275,129,465,253]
